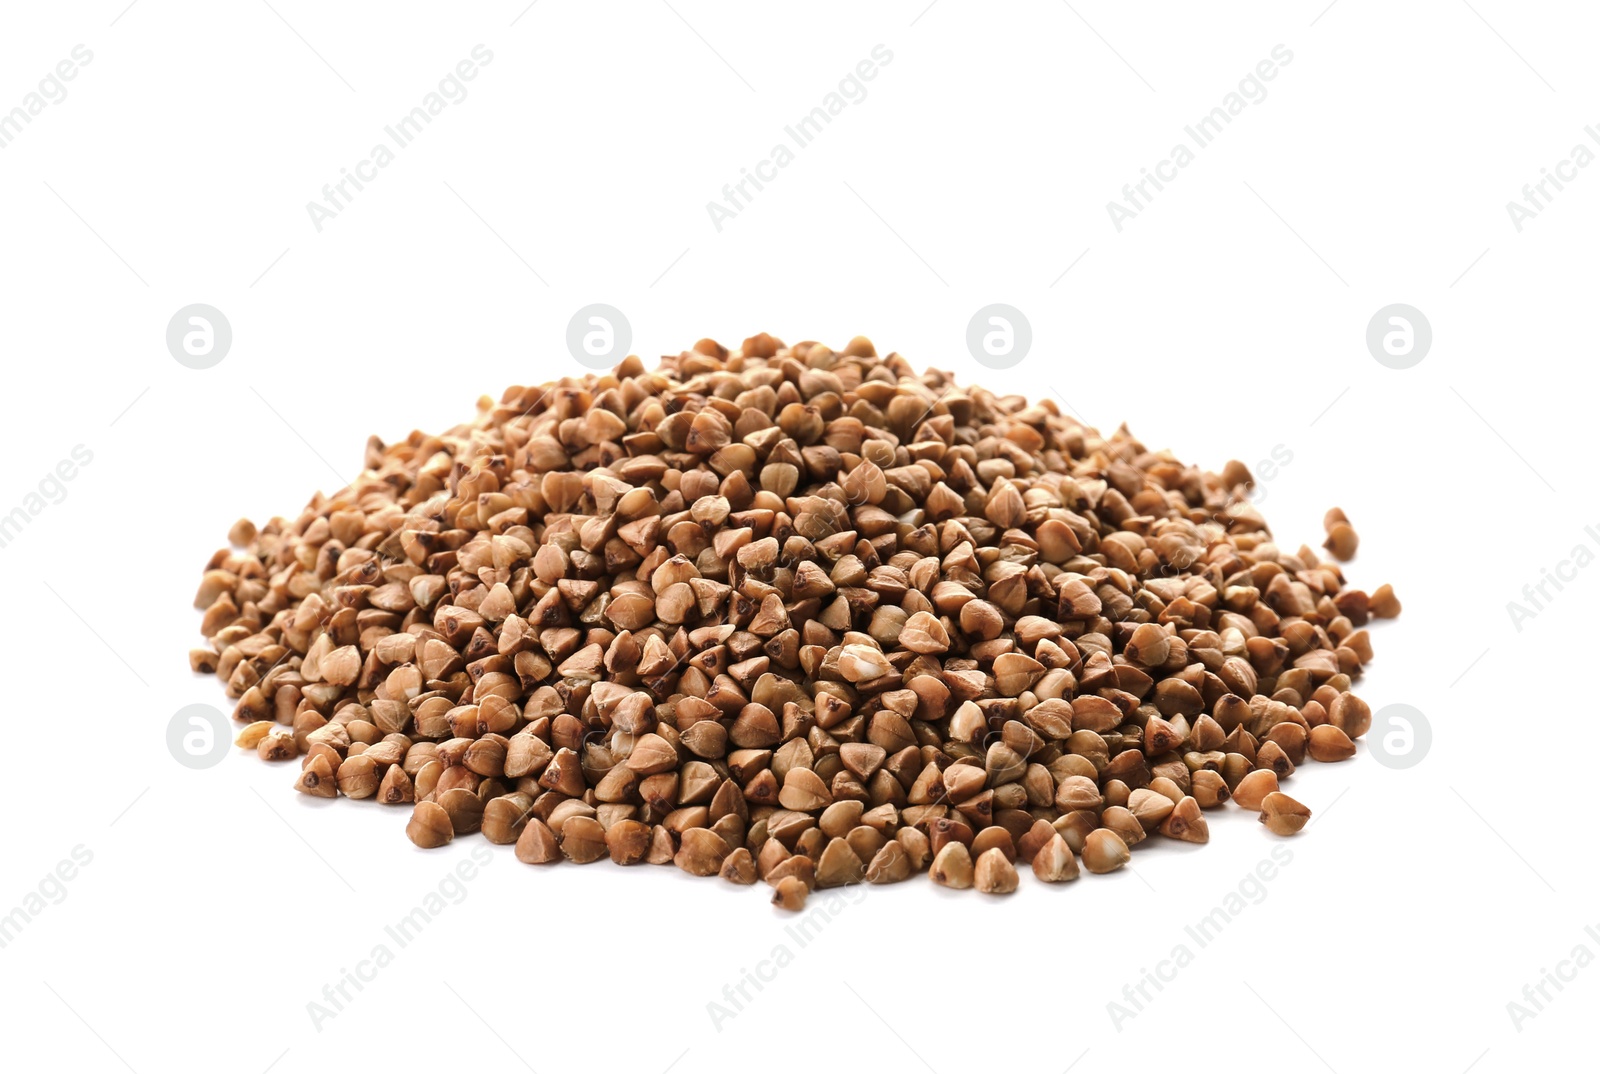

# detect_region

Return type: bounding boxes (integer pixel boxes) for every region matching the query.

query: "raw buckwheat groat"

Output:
[193,333,1399,910]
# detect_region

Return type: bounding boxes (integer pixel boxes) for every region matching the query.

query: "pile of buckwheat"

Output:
[192,333,1399,907]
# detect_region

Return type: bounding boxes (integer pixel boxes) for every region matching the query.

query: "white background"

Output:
[1,1,1593,1071]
